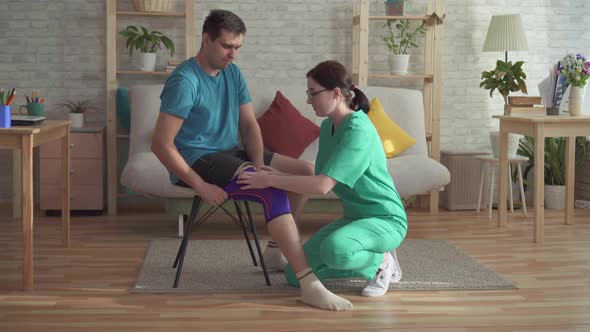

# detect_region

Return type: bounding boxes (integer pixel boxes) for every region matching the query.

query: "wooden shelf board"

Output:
[117,70,170,76]
[117,11,185,17]
[117,134,129,139]
[369,15,429,21]
[368,73,433,79]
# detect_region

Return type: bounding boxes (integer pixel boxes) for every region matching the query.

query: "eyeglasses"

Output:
[306,89,329,98]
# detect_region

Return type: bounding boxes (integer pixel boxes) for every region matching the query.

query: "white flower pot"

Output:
[489,132,522,158]
[140,52,157,72]
[388,54,410,75]
[69,113,84,128]
[544,184,565,210]
[568,86,585,116]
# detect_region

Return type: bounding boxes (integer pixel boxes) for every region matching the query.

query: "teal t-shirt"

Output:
[315,111,407,226]
[159,58,252,183]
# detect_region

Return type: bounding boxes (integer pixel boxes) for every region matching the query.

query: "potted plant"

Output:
[382,19,426,74]
[480,60,528,115]
[58,99,95,128]
[557,53,590,116]
[119,25,175,72]
[517,136,590,209]
[480,60,529,158]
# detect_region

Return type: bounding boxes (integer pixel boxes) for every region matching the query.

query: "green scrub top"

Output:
[315,111,407,225]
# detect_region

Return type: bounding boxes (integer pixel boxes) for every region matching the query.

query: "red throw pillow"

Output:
[257,91,320,158]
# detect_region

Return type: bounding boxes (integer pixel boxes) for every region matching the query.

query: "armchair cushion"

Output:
[367,97,416,158]
[257,91,320,158]
[388,155,450,197]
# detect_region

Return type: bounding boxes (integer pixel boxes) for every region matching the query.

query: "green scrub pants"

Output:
[284,216,407,286]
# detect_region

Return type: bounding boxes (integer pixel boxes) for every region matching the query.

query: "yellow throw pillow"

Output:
[367,97,416,158]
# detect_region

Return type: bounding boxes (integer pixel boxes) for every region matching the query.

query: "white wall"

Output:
[0,0,589,202]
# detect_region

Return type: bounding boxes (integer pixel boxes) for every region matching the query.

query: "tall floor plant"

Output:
[517,136,590,188]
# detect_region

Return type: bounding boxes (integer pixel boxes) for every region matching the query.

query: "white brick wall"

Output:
[0,0,588,202]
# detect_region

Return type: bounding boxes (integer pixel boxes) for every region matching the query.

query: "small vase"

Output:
[568,86,584,116]
[544,185,565,210]
[388,54,409,75]
[489,132,522,158]
[140,52,157,72]
[69,113,84,128]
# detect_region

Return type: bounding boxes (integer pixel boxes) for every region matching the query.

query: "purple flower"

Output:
[586,61,590,67]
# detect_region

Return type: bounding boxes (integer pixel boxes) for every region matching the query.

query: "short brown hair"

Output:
[202,9,246,41]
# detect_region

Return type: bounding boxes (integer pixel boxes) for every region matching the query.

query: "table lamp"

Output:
[482,14,528,62]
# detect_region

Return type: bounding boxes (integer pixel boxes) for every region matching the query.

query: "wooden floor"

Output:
[0,205,589,331]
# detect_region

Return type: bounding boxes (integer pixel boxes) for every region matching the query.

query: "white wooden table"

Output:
[494,115,590,243]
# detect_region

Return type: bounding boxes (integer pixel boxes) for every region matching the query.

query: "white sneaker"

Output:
[361,252,395,297]
[390,248,402,283]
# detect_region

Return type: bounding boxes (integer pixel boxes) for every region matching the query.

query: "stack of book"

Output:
[165,60,181,73]
[505,96,545,115]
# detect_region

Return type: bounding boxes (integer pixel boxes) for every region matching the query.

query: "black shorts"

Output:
[177,148,274,188]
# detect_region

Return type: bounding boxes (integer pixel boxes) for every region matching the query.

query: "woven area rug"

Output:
[132,239,516,293]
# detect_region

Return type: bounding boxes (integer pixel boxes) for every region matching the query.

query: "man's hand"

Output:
[237,170,272,190]
[194,182,228,206]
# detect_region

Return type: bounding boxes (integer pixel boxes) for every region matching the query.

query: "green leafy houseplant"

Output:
[480,60,528,107]
[517,136,590,186]
[382,19,426,55]
[58,99,95,114]
[119,25,175,56]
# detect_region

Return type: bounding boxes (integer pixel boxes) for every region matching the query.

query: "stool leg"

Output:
[477,161,485,214]
[489,164,495,219]
[508,163,514,213]
[517,163,527,217]
[233,201,258,266]
[244,202,271,286]
[173,197,202,288]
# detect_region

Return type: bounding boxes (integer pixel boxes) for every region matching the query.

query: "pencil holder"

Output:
[0,105,11,128]
[26,103,45,117]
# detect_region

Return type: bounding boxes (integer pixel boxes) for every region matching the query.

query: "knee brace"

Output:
[223,168,291,222]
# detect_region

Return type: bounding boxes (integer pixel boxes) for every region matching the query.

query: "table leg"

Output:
[12,150,21,219]
[476,162,485,214]
[534,125,545,243]
[489,164,495,219]
[21,135,34,291]
[498,128,508,226]
[565,135,575,225]
[62,130,71,247]
[517,163,527,216]
[508,163,514,213]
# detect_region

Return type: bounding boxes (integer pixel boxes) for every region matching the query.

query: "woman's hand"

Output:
[258,165,284,176]
[237,170,273,190]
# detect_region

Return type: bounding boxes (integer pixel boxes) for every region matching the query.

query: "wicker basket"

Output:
[384,0,404,15]
[132,0,172,13]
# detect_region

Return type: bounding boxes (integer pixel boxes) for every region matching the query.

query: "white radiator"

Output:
[440,150,489,210]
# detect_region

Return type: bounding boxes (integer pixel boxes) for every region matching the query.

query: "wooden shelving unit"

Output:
[116,10,186,17]
[352,0,445,212]
[116,70,171,76]
[106,0,196,215]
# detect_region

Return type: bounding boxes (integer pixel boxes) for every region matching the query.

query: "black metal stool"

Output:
[172,197,271,288]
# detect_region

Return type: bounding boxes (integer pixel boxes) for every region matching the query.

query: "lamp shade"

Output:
[482,14,528,52]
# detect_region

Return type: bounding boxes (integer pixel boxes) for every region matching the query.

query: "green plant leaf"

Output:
[119,25,174,57]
